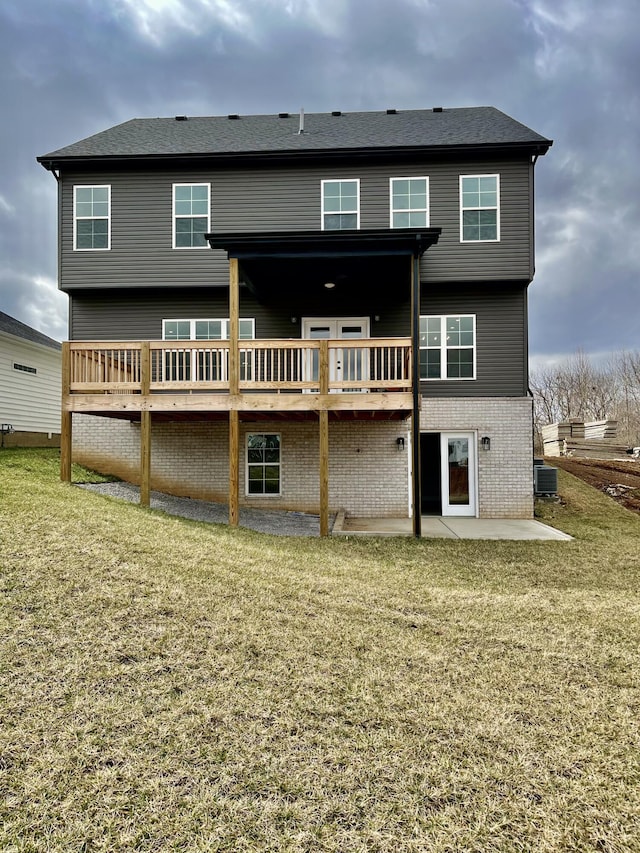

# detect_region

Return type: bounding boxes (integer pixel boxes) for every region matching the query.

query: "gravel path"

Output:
[78,481,333,536]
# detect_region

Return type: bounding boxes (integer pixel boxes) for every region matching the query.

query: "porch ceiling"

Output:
[206,228,441,301]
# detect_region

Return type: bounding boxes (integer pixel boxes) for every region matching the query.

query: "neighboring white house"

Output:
[0,311,62,446]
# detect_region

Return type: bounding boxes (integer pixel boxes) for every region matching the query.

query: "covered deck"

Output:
[61,228,441,536]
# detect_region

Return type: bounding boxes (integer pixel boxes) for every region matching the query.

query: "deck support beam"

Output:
[319,410,329,537]
[60,412,72,483]
[140,411,151,507]
[229,410,239,527]
[411,254,422,538]
[228,257,240,528]
[139,342,151,506]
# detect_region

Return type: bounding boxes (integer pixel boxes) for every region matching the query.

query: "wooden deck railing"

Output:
[66,338,412,396]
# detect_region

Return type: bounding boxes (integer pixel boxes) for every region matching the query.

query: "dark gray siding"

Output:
[59,155,535,292]
[70,286,409,341]
[420,283,528,397]
[70,281,528,397]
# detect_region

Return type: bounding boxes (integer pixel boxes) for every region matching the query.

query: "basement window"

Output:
[246,433,281,496]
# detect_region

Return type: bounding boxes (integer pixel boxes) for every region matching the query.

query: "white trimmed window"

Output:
[246,433,281,496]
[161,319,254,382]
[173,183,210,248]
[162,318,254,340]
[419,315,476,380]
[321,179,359,230]
[390,177,429,228]
[460,175,500,242]
[74,185,110,250]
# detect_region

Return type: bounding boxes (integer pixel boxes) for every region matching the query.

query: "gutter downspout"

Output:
[411,251,422,538]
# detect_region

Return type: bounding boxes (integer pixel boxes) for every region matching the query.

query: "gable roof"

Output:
[0,311,61,350]
[38,107,552,168]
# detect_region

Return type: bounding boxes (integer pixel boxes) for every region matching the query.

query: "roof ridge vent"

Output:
[331,110,342,117]
[386,109,397,115]
[432,106,443,113]
[228,114,240,120]
[278,112,289,118]
[175,115,188,121]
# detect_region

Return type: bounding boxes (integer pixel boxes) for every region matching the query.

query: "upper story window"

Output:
[390,177,429,228]
[163,318,255,340]
[321,179,359,230]
[74,185,110,250]
[460,175,499,242]
[419,315,476,380]
[173,184,210,248]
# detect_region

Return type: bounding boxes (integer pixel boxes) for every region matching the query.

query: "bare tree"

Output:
[530,349,640,451]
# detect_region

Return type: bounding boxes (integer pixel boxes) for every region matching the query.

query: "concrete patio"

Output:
[333,512,573,540]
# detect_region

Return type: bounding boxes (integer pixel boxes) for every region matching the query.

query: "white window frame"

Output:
[459,174,500,242]
[321,179,360,230]
[172,183,211,249]
[389,177,430,228]
[246,433,282,497]
[419,314,476,381]
[162,318,255,340]
[73,185,111,251]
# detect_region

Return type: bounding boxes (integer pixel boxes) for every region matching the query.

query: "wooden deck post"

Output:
[229,257,239,395]
[229,409,239,527]
[140,411,151,507]
[319,339,329,396]
[139,341,151,506]
[228,257,240,527]
[319,409,329,537]
[60,342,72,482]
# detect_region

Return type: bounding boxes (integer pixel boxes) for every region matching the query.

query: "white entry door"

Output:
[440,433,477,516]
[302,317,370,390]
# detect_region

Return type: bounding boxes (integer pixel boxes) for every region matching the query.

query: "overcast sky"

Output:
[1,0,638,363]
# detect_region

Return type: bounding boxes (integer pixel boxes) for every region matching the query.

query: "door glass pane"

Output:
[447,438,470,505]
[339,325,364,339]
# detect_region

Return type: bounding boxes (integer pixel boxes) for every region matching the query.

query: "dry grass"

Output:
[1,448,639,852]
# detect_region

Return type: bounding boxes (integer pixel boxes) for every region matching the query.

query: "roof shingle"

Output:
[38,107,552,165]
[0,312,61,350]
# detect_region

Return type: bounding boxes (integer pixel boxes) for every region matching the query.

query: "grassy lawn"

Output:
[1,449,639,852]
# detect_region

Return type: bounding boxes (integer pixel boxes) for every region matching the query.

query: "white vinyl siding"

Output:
[73,185,110,250]
[390,177,429,228]
[0,334,61,432]
[460,175,500,242]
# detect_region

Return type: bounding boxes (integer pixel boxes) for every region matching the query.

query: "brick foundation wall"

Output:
[419,397,534,518]
[72,415,410,517]
[72,397,532,519]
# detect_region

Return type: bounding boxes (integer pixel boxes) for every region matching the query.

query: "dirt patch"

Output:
[550,456,640,515]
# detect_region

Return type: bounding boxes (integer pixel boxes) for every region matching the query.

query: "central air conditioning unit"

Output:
[534,465,558,496]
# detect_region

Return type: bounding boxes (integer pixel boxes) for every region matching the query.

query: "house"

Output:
[0,311,61,447]
[37,107,552,535]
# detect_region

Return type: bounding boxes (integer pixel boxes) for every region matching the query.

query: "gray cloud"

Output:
[0,0,638,359]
